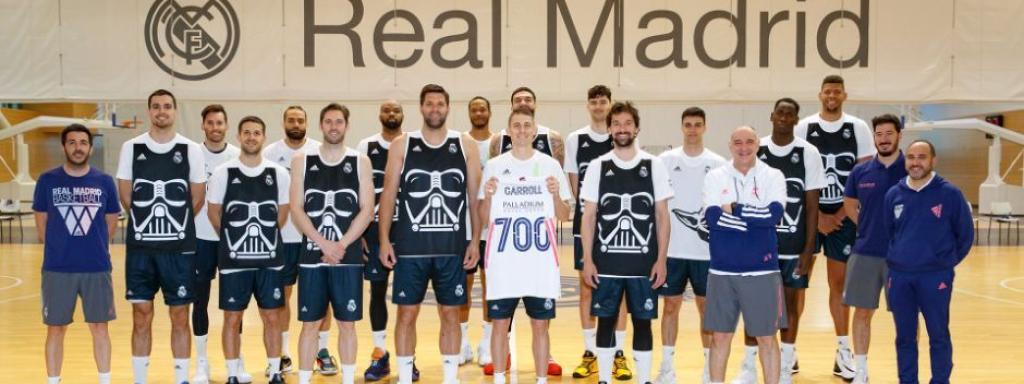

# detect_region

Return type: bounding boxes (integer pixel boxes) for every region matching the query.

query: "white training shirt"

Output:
[659,147,726,260]
[580,150,674,204]
[563,125,610,174]
[262,138,321,242]
[478,151,573,202]
[794,112,876,159]
[116,132,206,184]
[196,143,241,241]
[759,136,828,191]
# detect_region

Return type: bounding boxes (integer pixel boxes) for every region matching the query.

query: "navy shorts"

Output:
[280,242,302,286]
[194,239,219,281]
[779,258,810,289]
[816,217,856,262]
[657,258,710,297]
[487,297,556,320]
[466,240,486,274]
[363,240,390,281]
[125,250,195,306]
[592,277,658,320]
[298,266,364,322]
[219,269,284,311]
[392,256,467,306]
[573,236,584,271]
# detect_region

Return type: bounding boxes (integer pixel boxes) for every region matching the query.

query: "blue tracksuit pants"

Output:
[887,269,955,384]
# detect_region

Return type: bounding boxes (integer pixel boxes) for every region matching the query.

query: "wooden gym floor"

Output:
[2,243,1022,383]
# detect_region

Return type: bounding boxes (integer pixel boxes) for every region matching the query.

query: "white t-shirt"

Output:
[116,132,206,183]
[262,138,321,242]
[564,125,610,174]
[794,112,876,159]
[484,177,561,301]
[469,135,491,171]
[759,136,828,191]
[659,147,726,260]
[207,158,290,206]
[580,150,674,204]
[196,143,241,241]
[478,151,572,202]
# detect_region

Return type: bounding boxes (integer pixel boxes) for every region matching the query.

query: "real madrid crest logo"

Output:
[343,162,353,174]
[639,166,648,178]
[704,165,711,173]
[172,151,183,164]
[842,128,852,139]
[536,140,546,150]
[144,0,241,81]
[265,174,273,186]
[791,153,800,164]
[448,143,458,154]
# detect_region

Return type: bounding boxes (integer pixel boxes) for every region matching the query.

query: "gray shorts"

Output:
[843,253,888,309]
[704,272,785,337]
[42,271,116,326]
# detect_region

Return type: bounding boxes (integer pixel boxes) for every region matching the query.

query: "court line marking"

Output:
[998,276,1024,294]
[955,288,1024,308]
[0,275,23,291]
[0,293,37,304]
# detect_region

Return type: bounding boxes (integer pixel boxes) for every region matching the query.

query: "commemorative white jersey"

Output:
[196,143,241,241]
[659,148,726,260]
[485,177,561,300]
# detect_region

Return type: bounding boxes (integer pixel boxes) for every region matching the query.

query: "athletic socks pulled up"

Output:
[397,355,414,384]
[318,331,329,351]
[582,327,597,352]
[596,347,615,383]
[373,330,388,352]
[131,356,149,384]
[298,369,313,384]
[341,364,356,384]
[634,349,653,383]
[442,354,460,382]
[173,358,189,384]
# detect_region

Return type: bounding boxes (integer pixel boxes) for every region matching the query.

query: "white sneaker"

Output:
[832,348,856,380]
[852,370,869,384]
[459,342,474,365]
[192,359,210,384]
[237,357,253,384]
[655,366,676,384]
[477,343,492,366]
[730,360,757,384]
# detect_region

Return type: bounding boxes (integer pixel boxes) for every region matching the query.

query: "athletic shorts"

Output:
[125,250,194,306]
[279,242,302,286]
[42,271,116,326]
[843,253,889,309]
[573,236,585,271]
[657,258,710,297]
[816,218,856,262]
[591,276,658,320]
[363,240,390,281]
[219,269,284,311]
[298,266,364,322]
[487,297,556,320]
[392,255,468,306]
[194,239,219,281]
[779,258,810,289]
[704,273,786,337]
[466,240,486,275]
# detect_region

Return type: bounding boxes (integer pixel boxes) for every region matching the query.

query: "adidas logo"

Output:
[310,164,319,171]
[278,156,286,162]
[371,268,378,273]
[491,304,499,310]
[502,169,511,176]
[759,154,768,160]
[231,178,241,184]
[228,297,236,303]
[371,148,380,155]
[398,291,406,297]
[301,306,308,312]
[127,289,133,295]
[810,131,820,137]
[136,153,147,161]
[673,165,681,172]
[605,169,615,177]
[412,146,422,152]
[593,303,601,309]
[582,141,590,148]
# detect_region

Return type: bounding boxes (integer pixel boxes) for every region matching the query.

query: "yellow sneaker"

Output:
[572,351,598,378]
[613,350,632,380]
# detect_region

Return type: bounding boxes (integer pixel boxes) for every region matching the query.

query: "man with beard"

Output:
[291,103,375,384]
[581,101,671,384]
[357,99,417,381]
[378,84,483,384]
[462,96,493,367]
[36,124,121,384]
[117,89,207,384]
[490,87,565,166]
[263,106,333,375]
[883,140,972,384]
[192,104,248,383]
[841,114,908,383]
[794,75,875,380]
[655,106,726,384]
[207,116,292,384]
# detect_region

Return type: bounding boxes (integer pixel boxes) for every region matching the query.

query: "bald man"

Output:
[702,127,788,384]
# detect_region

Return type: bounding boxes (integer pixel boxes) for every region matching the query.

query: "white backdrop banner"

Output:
[2,0,1023,102]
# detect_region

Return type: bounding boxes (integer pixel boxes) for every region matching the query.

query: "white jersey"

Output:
[564,125,610,174]
[263,138,321,243]
[659,147,726,260]
[484,177,562,300]
[196,143,241,241]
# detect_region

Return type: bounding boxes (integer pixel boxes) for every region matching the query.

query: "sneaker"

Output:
[572,351,598,378]
[192,359,210,384]
[833,348,856,380]
[483,354,511,376]
[780,367,793,384]
[654,366,676,384]
[613,350,632,380]
[852,370,868,384]
[460,343,474,365]
[281,355,293,374]
[791,357,800,374]
[237,363,253,384]
[730,357,757,384]
[364,350,392,381]
[225,377,240,384]
[547,358,562,376]
[316,348,339,375]
[412,361,421,382]
[476,343,492,366]
[268,373,284,384]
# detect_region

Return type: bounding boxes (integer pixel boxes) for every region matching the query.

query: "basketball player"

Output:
[702,126,787,384]
[378,84,483,384]
[581,101,672,384]
[490,87,565,165]
[36,124,120,384]
[117,89,206,384]
[263,106,335,375]
[655,107,726,384]
[358,99,412,382]
[884,140,972,384]
[566,85,632,380]
[290,103,375,384]
[733,99,825,384]
[207,116,291,384]
[479,106,573,384]
[794,75,875,379]
[463,96,494,367]
[192,104,248,384]
[841,114,907,383]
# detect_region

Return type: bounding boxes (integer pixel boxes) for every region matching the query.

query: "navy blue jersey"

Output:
[300,150,364,266]
[218,167,283,269]
[394,131,469,257]
[127,142,196,252]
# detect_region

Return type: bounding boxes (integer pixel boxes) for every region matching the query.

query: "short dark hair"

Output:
[147,89,177,108]
[871,113,903,133]
[508,104,535,122]
[420,84,450,105]
[773,98,800,115]
[909,139,936,156]
[587,85,612,100]
[681,107,706,122]
[201,104,227,122]
[822,74,845,89]
[283,105,307,121]
[510,86,536,103]
[238,116,266,133]
[61,123,92,145]
[320,103,350,123]
[469,96,491,110]
[607,101,640,128]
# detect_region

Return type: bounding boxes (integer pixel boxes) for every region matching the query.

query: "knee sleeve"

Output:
[631,318,653,351]
[369,279,389,331]
[191,279,211,336]
[597,316,618,348]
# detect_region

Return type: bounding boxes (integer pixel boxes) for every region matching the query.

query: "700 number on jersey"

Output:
[491,217,553,253]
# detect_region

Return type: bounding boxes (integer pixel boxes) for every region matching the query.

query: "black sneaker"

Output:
[280,355,293,373]
[226,377,240,384]
[792,358,800,374]
[412,360,421,382]
[268,373,284,384]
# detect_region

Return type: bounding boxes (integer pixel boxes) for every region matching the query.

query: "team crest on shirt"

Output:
[177,285,187,298]
[639,166,648,178]
[544,299,554,310]
[894,204,904,219]
[448,143,458,154]
[455,284,465,297]
[843,245,852,255]
[931,204,943,218]
[791,153,800,164]
[273,288,281,300]
[347,299,357,312]
[704,165,711,173]
[643,298,654,311]
[536,140,546,151]
[343,162,353,174]
[842,128,852,139]
[173,151,183,164]
[265,174,274,186]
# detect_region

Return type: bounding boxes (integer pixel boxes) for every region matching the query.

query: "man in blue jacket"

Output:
[883,139,973,384]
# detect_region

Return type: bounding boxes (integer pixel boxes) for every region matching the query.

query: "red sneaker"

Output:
[546,358,563,376]
[483,355,512,376]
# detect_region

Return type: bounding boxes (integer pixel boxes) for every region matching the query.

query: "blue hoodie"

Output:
[883,174,973,272]
[705,202,785,273]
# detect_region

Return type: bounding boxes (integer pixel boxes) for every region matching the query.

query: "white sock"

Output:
[494,371,506,384]
[173,358,189,383]
[634,350,653,383]
[282,331,291,357]
[131,356,149,384]
[442,354,460,382]
[781,342,795,363]
[838,335,850,349]
[298,370,313,384]
[855,354,868,373]
[535,377,547,384]
[268,357,281,375]
[373,330,388,352]
[397,356,414,384]
[615,330,626,351]
[743,346,758,366]
[47,377,59,384]
[342,364,356,384]
[98,372,111,384]
[237,354,249,375]
[460,322,471,348]
[582,328,597,352]
[596,347,615,383]
[661,345,675,370]
[195,335,208,361]
[481,322,493,348]
[226,359,240,377]
[318,331,329,351]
